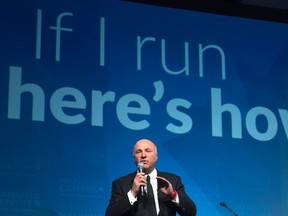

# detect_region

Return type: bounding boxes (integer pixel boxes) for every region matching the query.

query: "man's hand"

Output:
[156,176,174,196]
[131,172,146,197]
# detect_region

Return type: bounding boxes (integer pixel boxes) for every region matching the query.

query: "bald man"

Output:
[105,139,196,216]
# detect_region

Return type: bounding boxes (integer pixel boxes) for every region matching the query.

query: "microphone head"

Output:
[137,162,144,172]
[219,202,227,207]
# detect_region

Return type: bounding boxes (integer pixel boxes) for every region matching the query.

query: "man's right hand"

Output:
[131,172,146,197]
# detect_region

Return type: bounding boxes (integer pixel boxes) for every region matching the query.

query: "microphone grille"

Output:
[137,162,144,169]
[219,202,227,207]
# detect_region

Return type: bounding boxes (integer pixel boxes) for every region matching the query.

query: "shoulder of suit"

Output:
[113,172,135,183]
[157,171,180,179]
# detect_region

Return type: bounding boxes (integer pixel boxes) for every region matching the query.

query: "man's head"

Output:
[133,139,158,174]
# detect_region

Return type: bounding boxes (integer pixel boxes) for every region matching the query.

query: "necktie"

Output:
[146,175,157,215]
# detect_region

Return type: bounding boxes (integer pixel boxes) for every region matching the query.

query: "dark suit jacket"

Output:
[105,171,197,216]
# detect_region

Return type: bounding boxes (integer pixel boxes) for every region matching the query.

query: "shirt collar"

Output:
[147,168,157,180]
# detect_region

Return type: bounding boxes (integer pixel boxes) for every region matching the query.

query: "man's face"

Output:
[133,139,158,174]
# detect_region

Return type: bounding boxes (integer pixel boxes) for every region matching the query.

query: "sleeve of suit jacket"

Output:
[158,172,197,216]
[105,173,135,216]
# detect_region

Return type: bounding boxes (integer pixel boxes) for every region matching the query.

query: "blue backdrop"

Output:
[1,0,288,215]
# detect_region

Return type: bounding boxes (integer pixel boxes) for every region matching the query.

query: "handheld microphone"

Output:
[137,162,145,197]
[220,202,238,216]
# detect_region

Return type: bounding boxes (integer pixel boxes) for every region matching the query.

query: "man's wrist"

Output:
[127,190,137,205]
[169,190,178,199]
